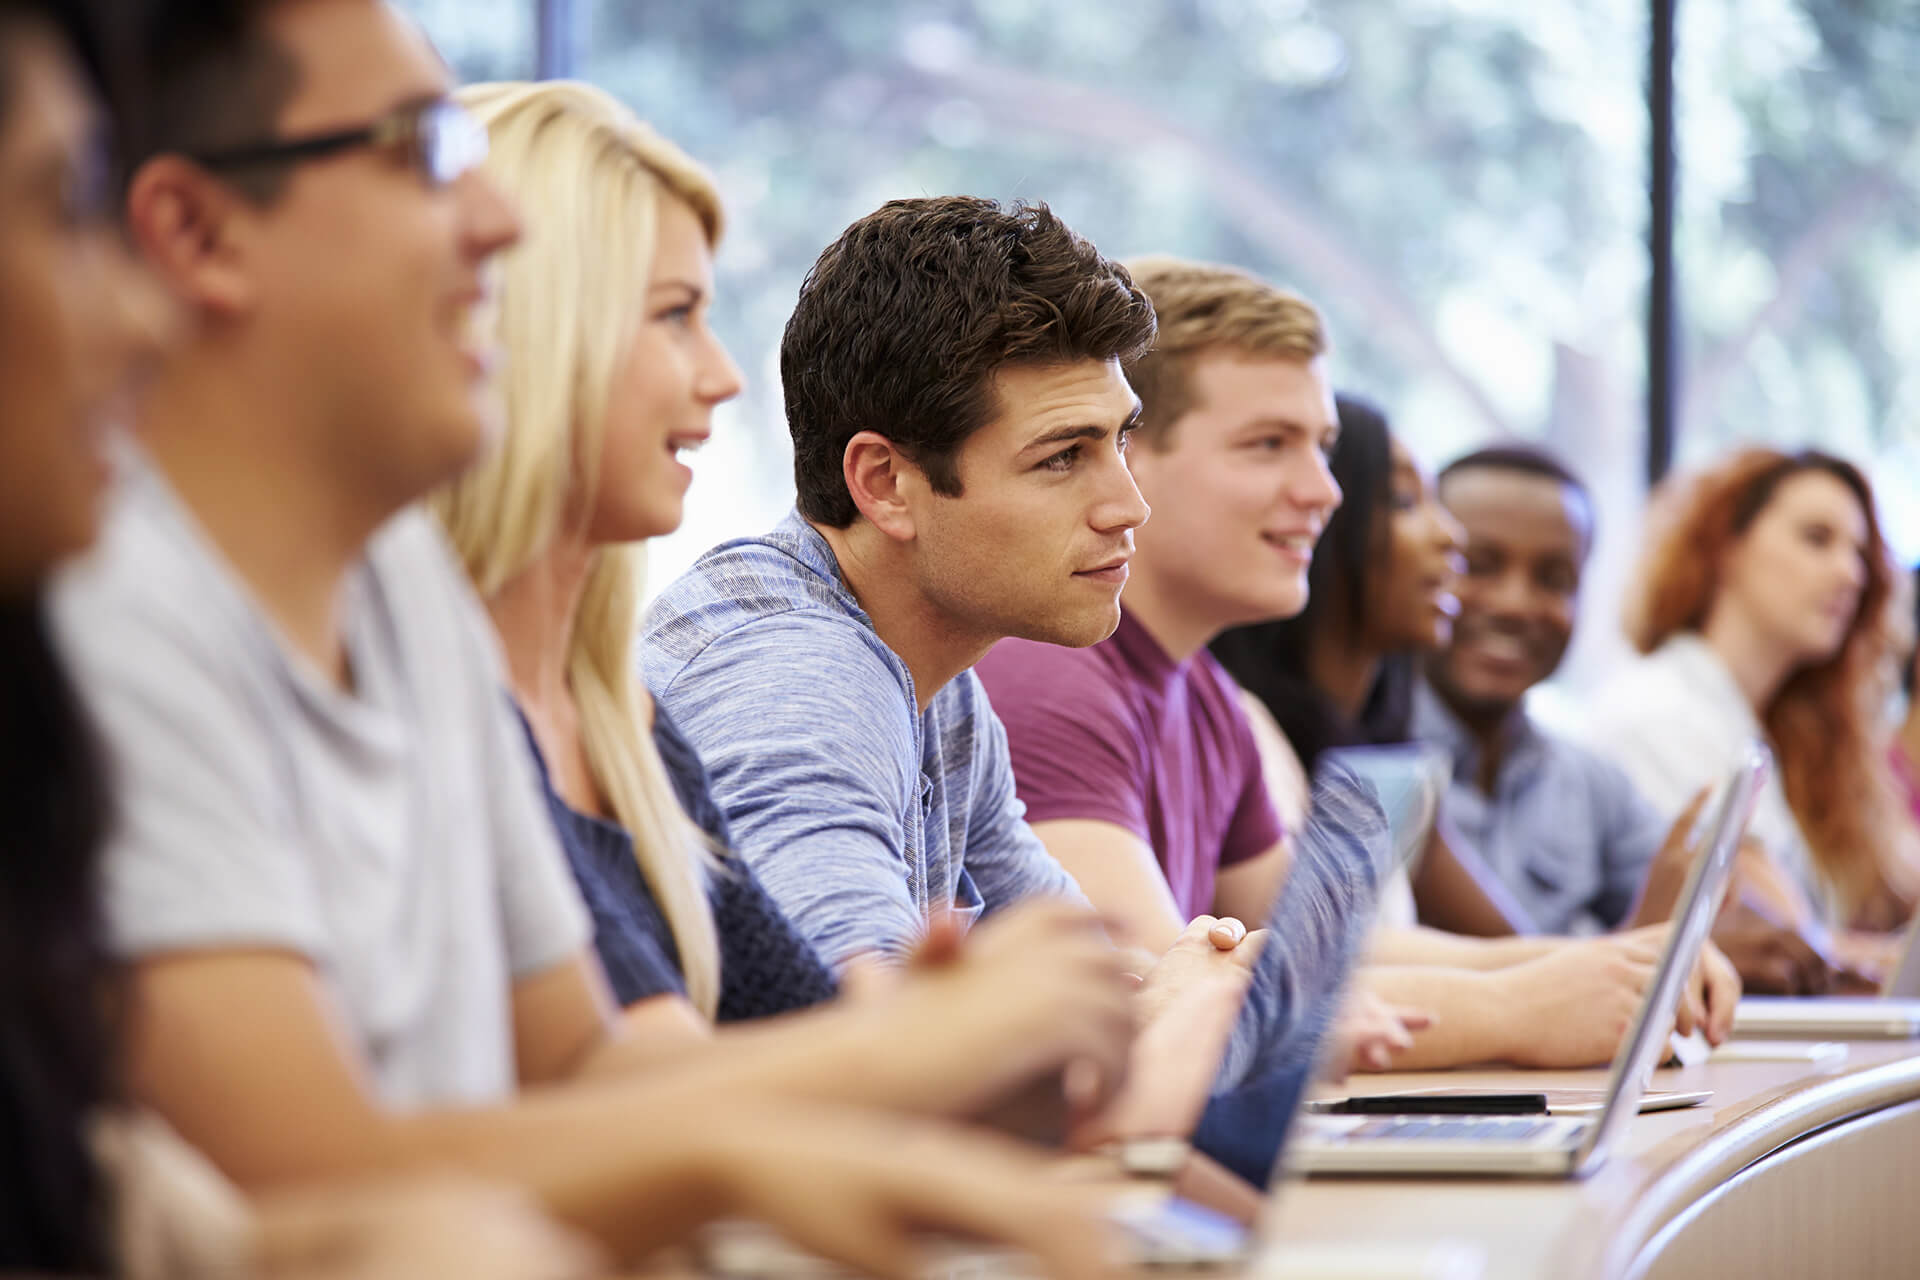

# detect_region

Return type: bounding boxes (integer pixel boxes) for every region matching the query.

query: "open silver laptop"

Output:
[1320,743,1449,874]
[700,749,1429,1277]
[1730,902,1920,1038]
[1284,744,1769,1179]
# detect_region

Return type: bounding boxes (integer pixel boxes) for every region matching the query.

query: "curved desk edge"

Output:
[1601,1053,1920,1276]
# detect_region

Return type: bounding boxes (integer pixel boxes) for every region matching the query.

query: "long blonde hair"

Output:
[434,80,725,1015]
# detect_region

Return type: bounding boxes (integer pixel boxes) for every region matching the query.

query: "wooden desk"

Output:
[1263,1041,1920,1278]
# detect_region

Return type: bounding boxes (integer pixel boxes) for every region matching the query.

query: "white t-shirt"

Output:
[51,453,592,1108]
[1580,633,1828,919]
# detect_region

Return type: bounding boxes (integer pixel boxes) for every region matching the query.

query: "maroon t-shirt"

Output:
[975,610,1284,920]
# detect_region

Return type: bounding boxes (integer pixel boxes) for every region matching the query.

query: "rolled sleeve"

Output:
[651,614,930,966]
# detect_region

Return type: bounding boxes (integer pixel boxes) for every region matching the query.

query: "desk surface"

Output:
[1261,1039,1920,1278]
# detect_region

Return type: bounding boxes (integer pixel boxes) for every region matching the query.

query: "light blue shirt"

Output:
[640,511,1086,967]
[642,510,1383,1087]
[1413,680,1664,934]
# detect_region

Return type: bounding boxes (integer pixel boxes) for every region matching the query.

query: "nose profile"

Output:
[1296,445,1343,516]
[1430,498,1466,561]
[1099,449,1150,532]
[460,168,524,260]
[1483,557,1534,617]
[700,332,745,406]
[1837,545,1867,591]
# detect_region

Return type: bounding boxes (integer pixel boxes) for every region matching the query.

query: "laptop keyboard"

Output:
[1348,1117,1555,1142]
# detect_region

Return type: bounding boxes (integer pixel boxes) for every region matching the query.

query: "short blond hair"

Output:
[1123,255,1327,448]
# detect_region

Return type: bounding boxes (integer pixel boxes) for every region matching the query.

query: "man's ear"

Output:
[843,430,919,543]
[124,156,258,317]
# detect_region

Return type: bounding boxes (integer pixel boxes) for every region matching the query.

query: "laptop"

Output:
[703,753,1427,1277]
[1725,844,1920,1039]
[1731,996,1920,1039]
[1885,913,1920,998]
[698,752,1762,1277]
[1283,744,1769,1178]
[1730,917,1920,1039]
[1320,743,1449,875]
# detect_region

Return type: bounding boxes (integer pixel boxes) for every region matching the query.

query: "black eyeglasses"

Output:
[185,97,488,189]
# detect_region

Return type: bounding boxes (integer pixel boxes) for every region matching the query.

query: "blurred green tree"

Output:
[403,0,1920,649]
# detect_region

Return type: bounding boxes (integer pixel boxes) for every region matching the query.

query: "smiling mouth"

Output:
[666,434,708,461]
[451,288,494,357]
[1261,532,1316,555]
[1461,632,1531,664]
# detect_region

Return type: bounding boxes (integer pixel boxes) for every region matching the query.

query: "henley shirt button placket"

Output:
[905,773,937,913]
[918,774,939,913]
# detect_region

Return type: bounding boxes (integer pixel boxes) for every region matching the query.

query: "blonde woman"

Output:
[430,79,1265,1147]
[434,79,762,1027]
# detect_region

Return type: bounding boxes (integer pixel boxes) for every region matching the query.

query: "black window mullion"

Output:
[1647,0,1680,487]
[537,0,577,79]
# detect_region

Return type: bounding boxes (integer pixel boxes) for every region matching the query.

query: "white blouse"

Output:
[1581,633,1830,919]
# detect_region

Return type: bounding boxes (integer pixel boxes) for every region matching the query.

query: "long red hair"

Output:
[1624,447,1908,922]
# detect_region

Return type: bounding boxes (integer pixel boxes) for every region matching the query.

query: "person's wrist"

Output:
[1478,967,1533,1065]
[1091,1136,1190,1180]
[679,1109,763,1223]
[845,983,958,1106]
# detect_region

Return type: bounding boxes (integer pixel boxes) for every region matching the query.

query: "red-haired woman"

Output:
[1586,448,1916,955]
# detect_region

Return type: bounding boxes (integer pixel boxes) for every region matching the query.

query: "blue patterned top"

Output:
[520,702,837,1021]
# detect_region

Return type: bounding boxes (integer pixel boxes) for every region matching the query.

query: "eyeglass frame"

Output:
[181,95,488,189]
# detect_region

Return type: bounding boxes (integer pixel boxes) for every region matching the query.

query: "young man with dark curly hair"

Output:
[643,199,1384,1126]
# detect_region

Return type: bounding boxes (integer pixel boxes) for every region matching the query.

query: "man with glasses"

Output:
[48,0,1136,1267]
[185,93,490,188]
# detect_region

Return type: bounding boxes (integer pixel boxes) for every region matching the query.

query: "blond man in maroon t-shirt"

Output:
[980,257,1738,1072]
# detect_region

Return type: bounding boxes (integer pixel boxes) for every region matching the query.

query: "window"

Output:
[1677,0,1920,562]
[410,2,1920,677]
[399,0,536,83]
[576,1,1650,626]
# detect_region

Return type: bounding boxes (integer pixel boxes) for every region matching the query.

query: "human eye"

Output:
[1040,444,1083,473]
[1800,522,1834,549]
[1539,561,1578,594]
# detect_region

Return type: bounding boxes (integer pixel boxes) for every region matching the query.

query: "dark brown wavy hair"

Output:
[1624,447,1908,922]
[782,196,1156,528]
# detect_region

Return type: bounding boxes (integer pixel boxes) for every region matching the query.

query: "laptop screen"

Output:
[1571,744,1770,1172]
[1319,743,1448,876]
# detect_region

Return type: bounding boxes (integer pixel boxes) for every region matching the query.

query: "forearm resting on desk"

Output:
[1351,966,1523,1071]
[1367,925,1559,971]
